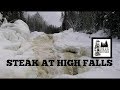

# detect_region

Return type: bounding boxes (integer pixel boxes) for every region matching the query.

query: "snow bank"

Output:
[0,19,30,41]
[51,29,95,76]
[3,42,21,51]
[91,30,107,37]
[0,54,38,78]
[30,31,49,41]
[0,19,39,78]
[1,20,30,34]
[52,29,120,78]
[53,28,91,57]
[0,41,38,78]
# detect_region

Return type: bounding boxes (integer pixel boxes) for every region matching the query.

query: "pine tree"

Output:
[104,11,120,38]
[61,11,68,30]
[26,12,47,32]
[0,11,26,22]
[61,11,97,32]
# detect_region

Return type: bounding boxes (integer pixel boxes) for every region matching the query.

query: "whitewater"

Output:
[0,19,120,78]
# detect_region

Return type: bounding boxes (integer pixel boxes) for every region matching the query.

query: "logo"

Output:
[92,38,112,58]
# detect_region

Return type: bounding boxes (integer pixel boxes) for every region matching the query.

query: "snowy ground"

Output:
[0,20,120,78]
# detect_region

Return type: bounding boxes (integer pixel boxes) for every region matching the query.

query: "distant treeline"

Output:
[26,12,61,34]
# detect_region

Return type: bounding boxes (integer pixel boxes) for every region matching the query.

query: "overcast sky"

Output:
[27,11,62,27]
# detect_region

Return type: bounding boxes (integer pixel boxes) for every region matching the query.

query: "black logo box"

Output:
[91,37,112,58]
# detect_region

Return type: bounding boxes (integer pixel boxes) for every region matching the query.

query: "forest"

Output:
[0,11,120,38]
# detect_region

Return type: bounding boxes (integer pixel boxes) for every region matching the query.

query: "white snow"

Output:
[0,18,120,78]
[0,19,38,78]
[53,28,91,57]
[52,28,120,78]
[30,31,48,41]
[91,30,107,37]
[0,19,30,41]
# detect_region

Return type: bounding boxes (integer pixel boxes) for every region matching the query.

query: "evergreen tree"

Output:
[26,12,47,32]
[61,11,96,32]
[104,11,120,38]
[61,11,69,30]
[0,11,25,22]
